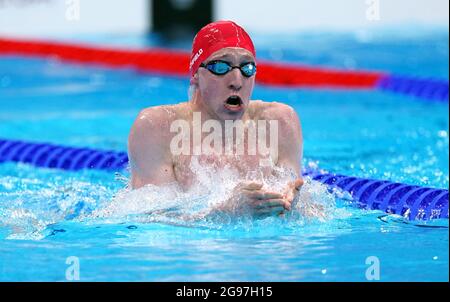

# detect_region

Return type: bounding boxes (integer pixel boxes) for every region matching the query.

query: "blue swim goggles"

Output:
[199,60,257,78]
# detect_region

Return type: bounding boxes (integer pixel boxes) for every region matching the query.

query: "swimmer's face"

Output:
[192,47,256,120]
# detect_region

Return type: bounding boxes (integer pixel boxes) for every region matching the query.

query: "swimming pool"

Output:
[0,29,448,281]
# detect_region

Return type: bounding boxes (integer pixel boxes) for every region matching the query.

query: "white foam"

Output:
[1,161,343,240]
[91,160,339,227]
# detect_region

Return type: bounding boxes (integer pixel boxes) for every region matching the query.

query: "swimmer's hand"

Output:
[282,178,304,209]
[214,181,295,218]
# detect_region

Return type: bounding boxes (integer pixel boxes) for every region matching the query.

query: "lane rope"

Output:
[1,138,447,221]
[2,37,447,101]
[0,37,384,88]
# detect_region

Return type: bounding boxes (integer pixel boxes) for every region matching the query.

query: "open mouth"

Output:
[224,95,243,111]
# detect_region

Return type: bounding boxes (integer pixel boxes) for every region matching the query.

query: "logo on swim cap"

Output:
[189,48,203,70]
[189,20,256,77]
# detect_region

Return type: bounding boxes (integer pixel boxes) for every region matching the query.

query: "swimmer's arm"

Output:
[275,106,329,218]
[128,108,176,189]
[275,103,303,176]
[270,103,304,206]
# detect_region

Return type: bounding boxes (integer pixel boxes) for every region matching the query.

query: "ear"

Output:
[190,72,199,87]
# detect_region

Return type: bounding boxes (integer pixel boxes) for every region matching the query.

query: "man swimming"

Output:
[128,21,304,218]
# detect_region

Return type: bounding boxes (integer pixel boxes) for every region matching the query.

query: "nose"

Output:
[227,68,243,91]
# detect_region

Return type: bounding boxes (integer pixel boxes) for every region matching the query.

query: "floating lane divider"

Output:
[0,138,128,171]
[1,138,447,221]
[0,36,447,101]
[303,169,448,221]
[0,37,382,88]
[377,75,449,103]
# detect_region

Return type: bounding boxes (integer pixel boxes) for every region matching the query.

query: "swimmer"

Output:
[128,21,304,218]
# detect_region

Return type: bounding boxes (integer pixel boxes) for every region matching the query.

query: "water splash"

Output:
[90,159,339,229]
[0,161,341,240]
[0,164,116,240]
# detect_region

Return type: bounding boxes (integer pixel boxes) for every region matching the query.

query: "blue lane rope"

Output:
[0,139,128,171]
[377,75,449,102]
[303,170,448,221]
[1,138,448,221]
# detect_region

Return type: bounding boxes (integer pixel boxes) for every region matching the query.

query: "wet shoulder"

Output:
[132,103,189,140]
[249,100,297,121]
[138,103,189,126]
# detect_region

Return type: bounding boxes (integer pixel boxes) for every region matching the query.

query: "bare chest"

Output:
[173,153,268,189]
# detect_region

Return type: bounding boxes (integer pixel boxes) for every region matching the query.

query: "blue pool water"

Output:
[0,29,448,281]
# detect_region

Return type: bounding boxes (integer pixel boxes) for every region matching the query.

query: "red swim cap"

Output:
[189,20,256,77]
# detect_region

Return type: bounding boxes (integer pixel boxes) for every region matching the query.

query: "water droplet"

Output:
[438,130,448,138]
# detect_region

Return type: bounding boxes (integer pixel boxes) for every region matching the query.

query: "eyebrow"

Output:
[211,54,254,62]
